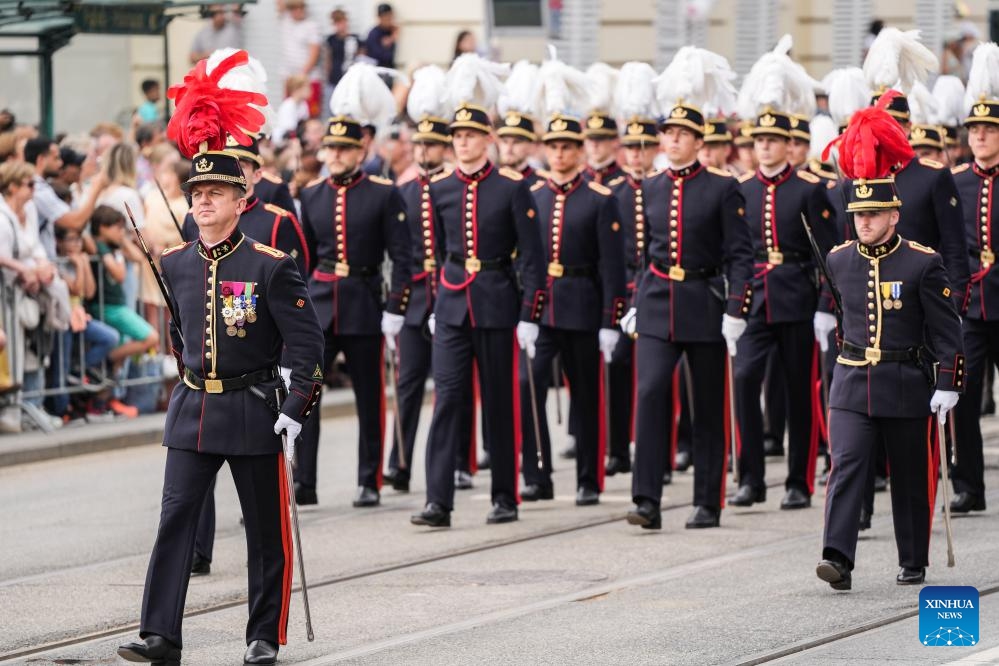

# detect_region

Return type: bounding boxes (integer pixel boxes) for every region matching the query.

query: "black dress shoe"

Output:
[873,475,888,492]
[780,487,811,510]
[486,503,518,524]
[729,485,766,507]
[411,502,451,527]
[950,492,986,513]
[575,487,600,506]
[685,505,720,528]
[896,566,926,585]
[858,506,872,530]
[389,469,410,493]
[626,499,661,529]
[815,559,852,590]
[244,639,278,665]
[521,483,554,502]
[763,435,784,456]
[190,553,211,576]
[605,456,631,476]
[478,451,491,470]
[559,439,577,459]
[674,450,692,472]
[118,634,181,664]
[294,482,317,506]
[454,470,474,489]
[352,486,380,507]
[662,470,672,485]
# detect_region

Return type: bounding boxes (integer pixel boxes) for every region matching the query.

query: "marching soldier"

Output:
[815,93,964,590]
[412,53,547,527]
[583,109,625,184]
[625,46,754,530]
[519,112,627,505]
[118,49,324,666]
[296,64,412,508]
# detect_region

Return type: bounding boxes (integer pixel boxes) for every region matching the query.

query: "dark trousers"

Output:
[608,334,635,460]
[952,318,999,497]
[425,321,519,511]
[674,357,693,460]
[297,332,384,490]
[632,337,728,507]
[194,478,216,561]
[823,409,937,569]
[520,327,604,492]
[734,319,819,494]
[389,323,475,477]
[763,348,787,445]
[140,448,291,648]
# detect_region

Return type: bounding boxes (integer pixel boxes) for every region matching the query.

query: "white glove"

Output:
[274,413,302,462]
[516,321,540,359]
[721,314,747,357]
[381,311,405,351]
[813,312,837,353]
[620,307,637,337]
[599,328,620,363]
[427,313,436,336]
[930,390,960,425]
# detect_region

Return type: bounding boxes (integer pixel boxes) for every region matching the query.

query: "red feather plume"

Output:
[821,90,913,179]
[166,50,268,157]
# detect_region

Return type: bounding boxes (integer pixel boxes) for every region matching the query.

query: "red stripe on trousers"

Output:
[276,455,293,645]
[470,361,480,474]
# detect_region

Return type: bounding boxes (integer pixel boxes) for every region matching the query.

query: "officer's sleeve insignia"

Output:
[919,157,944,169]
[499,166,525,181]
[161,241,189,257]
[951,163,970,175]
[796,170,821,184]
[737,172,754,183]
[263,203,290,217]
[306,175,325,188]
[530,180,546,192]
[829,240,854,254]
[296,298,305,308]
[587,181,611,195]
[430,170,451,183]
[607,175,625,187]
[908,240,936,254]
[253,242,286,259]
[611,221,620,231]
[943,287,952,298]
[368,175,393,186]
[707,166,733,178]
[311,364,323,380]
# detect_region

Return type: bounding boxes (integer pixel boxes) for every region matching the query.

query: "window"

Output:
[490,0,546,32]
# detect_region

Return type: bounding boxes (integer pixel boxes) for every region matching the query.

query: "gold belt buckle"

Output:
[864,347,881,365]
[982,249,995,266]
[767,250,784,265]
[334,261,350,277]
[423,258,436,272]
[668,265,686,281]
[548,261,564,278]
[204,379,224,394]
[465,256,481,273]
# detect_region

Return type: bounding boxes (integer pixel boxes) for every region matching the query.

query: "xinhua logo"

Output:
[919,586,979,646]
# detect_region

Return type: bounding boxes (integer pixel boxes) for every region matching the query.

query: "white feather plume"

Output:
[907,81,938,125]
[614,61,658,120]
[654,46,737,115]
[736,34,819,119]
[808,114,839,162]
[965,42,999,108]
[329,62,401,135]
[535,49,592,117]
[823,67,870,128]
[932,75,966,126]
[497,60,540,118]
[863,27,938,93]
[406,65,449,121]
[586,62,618,113]
[207,48,275,135]
[444,53,510,112]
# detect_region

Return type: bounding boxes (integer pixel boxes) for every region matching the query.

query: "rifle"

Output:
[124,202,183,346]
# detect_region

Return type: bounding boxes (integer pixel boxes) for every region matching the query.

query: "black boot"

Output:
[896,567,926,585]
[118,635,181,664]
[626,499,661,529]
[244,639,278,665]
[816,558,852,591]
[685,505,720,528]
[411,502,451,527]
[190,552,211,576]
[729,485,766,507]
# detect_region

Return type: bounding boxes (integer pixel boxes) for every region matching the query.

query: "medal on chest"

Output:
[220,281,258,337]
[880,281,902,311]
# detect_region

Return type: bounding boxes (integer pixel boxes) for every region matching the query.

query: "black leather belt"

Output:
[754,250,810,263]
[651,260,721,280]
[446,253,511,271]
[316,258,381,277]
[548,263,596,278]
[184,367,278,394]
[840,341,919,363]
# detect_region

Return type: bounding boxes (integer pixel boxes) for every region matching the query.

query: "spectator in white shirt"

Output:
[278,0,322,115]
[274,74,312,147]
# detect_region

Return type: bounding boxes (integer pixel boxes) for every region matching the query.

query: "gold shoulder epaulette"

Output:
[816,168,838,180]
[737,172,755,183]
[530,180,546,192]
[588,181,611,195]
[908,240,936,254]
[161,241,189,258]
[707,165,733,178]
[829,240,854,254]
[430,170,451,183]
[306,175,325,188]
[607,175,626,187]
[951,163,971,175]
[253,243,285,259]
[499,166,524,181]
[535,168,552,179]
[796,170,821,184]
[260,171,283,184]
[368,174,393,186]
[919,157,944,170]
[263,202,290,217]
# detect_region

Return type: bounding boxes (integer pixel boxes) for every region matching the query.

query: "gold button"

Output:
[868,314,875,321]
[335,215,343,222]
[423,230,431,238]
[635,214,644,222]
[869,337,876,344]
[767,185,775,193]
[670,252,678,259]
[206,352,212,359]
[868,303,874,310]
[670,209,678,218]
[670,230,677,238]
[423,221,430,229]
[867,292,874,298]
[868,325,876,332]
[206,290,211,295]
[206,315,211,322]
[868,270,875,277]
[206,339,212,347]
[670,241,677,248]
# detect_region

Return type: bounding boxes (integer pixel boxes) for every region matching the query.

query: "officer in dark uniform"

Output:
[730,108,837,511]
[519,113,627,505]
[497,108,545,188]
[296,114,412,508]
[949,93,999,514]
[118,149,324,665]
[411,101,547,527]
[625,100,754,530]
[606,116,660,476]
[815,106,964,589]
[583,110,625,184]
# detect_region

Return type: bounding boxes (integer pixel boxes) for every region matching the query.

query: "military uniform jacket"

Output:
[529,174,628,331]
[825,235,965,418]
[584,161,625,186]
[952,162,999,320]
[635,162,755,342]
[738,166,838,323]
[182,196,310,278]
[398,167,449,326]
[520,165,546,190]
[430,162,547,329]
[299,171,412,336]
[255,171,298,217]
[609,172,647,288]
[161,229,324,455]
